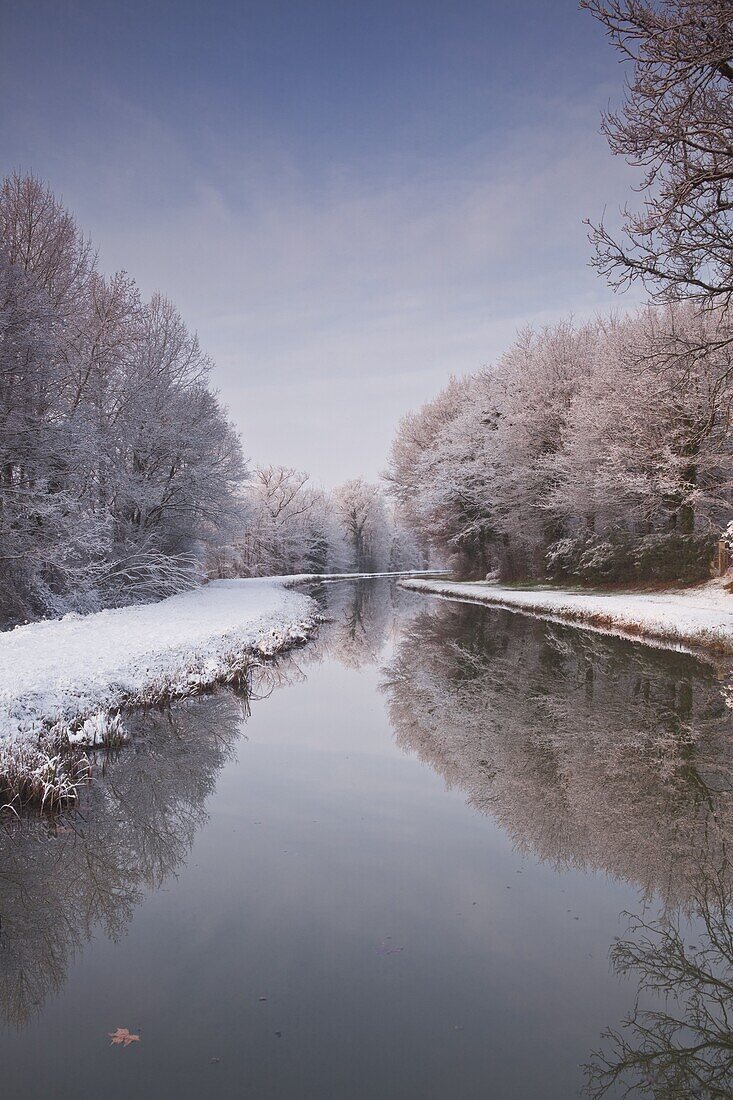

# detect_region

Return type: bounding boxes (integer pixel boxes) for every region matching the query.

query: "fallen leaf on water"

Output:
[109,1028,140,1047]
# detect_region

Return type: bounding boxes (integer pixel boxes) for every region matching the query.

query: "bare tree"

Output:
[583,0,733,310]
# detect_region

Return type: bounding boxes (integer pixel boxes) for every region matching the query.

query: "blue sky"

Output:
[1,0,640,483]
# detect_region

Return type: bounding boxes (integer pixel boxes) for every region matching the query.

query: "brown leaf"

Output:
[108,1027,140,1047]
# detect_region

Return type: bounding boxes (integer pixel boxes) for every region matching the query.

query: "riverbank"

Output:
[0,570,446,812]
[0,578,318,811]
[399,577,733,656]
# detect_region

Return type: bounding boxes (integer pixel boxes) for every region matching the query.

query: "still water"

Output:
[1,579,733,1098]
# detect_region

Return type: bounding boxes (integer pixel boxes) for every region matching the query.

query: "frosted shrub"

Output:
[632,534,716,586]
[546,535,632,585]
[546,531,716,587]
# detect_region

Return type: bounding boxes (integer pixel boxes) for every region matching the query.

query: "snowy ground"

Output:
[0,570,444,810]
[0,578,318,809]
[399,577,733,655]
[0,578,319,744]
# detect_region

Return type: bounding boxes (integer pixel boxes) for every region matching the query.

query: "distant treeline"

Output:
[0,174,418,626]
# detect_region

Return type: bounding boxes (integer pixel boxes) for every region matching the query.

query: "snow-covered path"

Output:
[399,578,733,655]
[0,578,316,750]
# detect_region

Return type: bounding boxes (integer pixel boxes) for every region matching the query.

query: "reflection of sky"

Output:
[0,619,641,1099]
[1,0,642,483]
[3,584,728,1096]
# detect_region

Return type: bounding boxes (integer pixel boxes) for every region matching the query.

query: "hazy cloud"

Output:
[1,0,641,482]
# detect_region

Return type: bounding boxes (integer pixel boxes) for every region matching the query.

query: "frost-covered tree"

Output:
[103,291,245,597]
[486,320,598,577]
[211,470,420,581]
[0,254,105,621]
[0,173,246,623]
[230,465,348,577]
[386,323,596,578]
[386,376,476,548]
[552,306,733,529]
[387,306,733,584]
[388,521,425,572]
[386,373,501,573]
[332,478,393,572]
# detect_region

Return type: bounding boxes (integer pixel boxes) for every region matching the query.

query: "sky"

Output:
[0,0,641,485]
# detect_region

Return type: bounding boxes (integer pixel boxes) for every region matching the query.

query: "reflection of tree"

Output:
[383,602,733,908]
[585,874,733,1099]
[0,580,411,1031]
[249,651,308,699]
[0,578,414,1035]
[307,579,420,668]
[0,693,244,1028]
[384,601,733,1097]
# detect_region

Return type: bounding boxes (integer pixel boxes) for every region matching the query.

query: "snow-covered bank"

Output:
[0,579,317,810]
[399,578,733,655]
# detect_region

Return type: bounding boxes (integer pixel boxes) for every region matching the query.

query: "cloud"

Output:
[1,61,640,482]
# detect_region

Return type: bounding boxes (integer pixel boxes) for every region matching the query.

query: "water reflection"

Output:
[306,577,412,667]
[0,581,403,1031]
[383,602,733,908]
[383,600,733,1098]
[4,581,733,1097]
[0,694,244,1027]
[585,875,733,1098]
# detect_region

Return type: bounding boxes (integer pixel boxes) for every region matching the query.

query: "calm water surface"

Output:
[2,579,733,1098]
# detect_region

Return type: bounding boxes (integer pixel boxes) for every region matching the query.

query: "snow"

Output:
[0,578,317,753]
[0,569,447,807]
[399,578,733,655]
